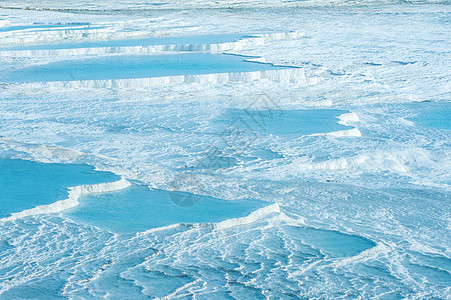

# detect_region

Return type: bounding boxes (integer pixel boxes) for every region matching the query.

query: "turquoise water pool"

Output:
[65,185,265,233]
[0,34,250,51]
[0,159,119,219]
[218,109,353,136]
[0,23,91,32]
[0,53,291,83]
[409,102,451,130]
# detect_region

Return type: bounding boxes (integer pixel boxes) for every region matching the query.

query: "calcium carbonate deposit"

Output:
[0,1,450,298]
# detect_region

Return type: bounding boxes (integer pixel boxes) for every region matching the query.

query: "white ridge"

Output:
[21,68,306,89]
[309,127,362,137]
[337,112,359,126]
[309,112,362,137]
[0,31,303,56]
[325,127,362,137]
[137,203,281,235]
[189,203,281,230]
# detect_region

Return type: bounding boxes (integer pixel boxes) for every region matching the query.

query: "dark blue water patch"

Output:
[216,109,353,137]
[0,53,292,83]
[0,33,250,51]
[408,102,450,130]
[65,185,266,234]
[0,159,120,219]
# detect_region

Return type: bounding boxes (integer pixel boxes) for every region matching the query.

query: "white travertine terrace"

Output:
[21,68,308,88]
[0,31,304,56]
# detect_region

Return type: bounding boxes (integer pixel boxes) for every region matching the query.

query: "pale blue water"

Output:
[0,53,291,83]
[218,109,353,136]
[1,159,264,233]
[282,226,376,258]
[409,102,451,130]
[25,26,106,32]
[0,159,119,219]
[0,34,249,51]
[0,23,91,32]
[66,185,265,233]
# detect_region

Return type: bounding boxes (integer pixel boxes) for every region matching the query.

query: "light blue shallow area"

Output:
[65,185,266,234]
[283,226,377,258]
[0,33,250,51]
[0,23,91,32]
[409,102,451,130]
[0,159,119,219]
[217,109,353,136]
[25,26,105,32]
[0,53,291,83]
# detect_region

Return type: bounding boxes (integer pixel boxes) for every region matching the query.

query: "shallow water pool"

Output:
[65,185,266,233]
[0,53,292,83]
[0,159,119,219]
[0,33,251,51]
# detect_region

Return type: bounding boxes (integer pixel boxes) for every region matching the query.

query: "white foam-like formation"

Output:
[331,243,388,268]
[137,203,281,235]
[22,68,306,89]
[0,31,303,56]
[0,19,10,27]
[325,127,362,137]
[309,127,362,137]
[337,112,360,126]
[0,178,131,223]
[285,151,410,173]
[307,112,361,137]
[190,203,280,230]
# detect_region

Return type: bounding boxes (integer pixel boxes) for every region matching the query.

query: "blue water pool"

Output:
[65,185,266,233]
[216,109,353,136]
[0,34,251,51]
[0,53,291,83]
[0,23,92,32]
[0,159,119,219]
[283,226,376,258]
[409,102,451,130]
